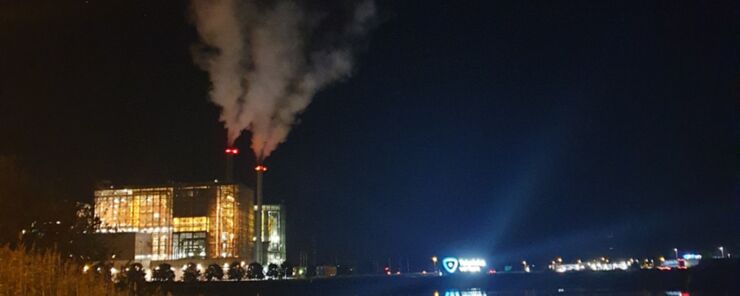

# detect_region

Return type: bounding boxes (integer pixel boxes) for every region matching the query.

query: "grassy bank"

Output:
[0,245,125,296]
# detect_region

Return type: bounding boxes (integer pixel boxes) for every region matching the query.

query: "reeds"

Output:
[0,245,126,296]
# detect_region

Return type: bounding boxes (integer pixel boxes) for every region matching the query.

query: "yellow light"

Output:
[431,256,438,263]
[173,216,208,232]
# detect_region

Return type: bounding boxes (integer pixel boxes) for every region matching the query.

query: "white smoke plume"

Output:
[191,0,375,161]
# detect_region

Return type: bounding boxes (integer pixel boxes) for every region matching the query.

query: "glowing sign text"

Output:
[442,257,486,273]
[682,254,702,260]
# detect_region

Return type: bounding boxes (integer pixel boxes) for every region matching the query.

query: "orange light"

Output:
[255,165,268,172]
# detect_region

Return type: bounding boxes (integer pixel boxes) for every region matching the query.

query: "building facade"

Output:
[94,183,254,262]
[256,204,286,265]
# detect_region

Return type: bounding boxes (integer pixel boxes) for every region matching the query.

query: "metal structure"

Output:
[253,165,267,263]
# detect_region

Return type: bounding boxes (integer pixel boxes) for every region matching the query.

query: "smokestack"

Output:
[254,164,268,263]
[224,148,239,182]
[191,0,377,158]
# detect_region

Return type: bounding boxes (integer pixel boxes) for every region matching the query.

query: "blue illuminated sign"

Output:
[442,257,459,273]
[441,257,486,273]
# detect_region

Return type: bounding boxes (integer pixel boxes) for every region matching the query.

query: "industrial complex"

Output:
[93,149,285,269]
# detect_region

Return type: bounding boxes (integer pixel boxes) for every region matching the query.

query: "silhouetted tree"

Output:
[182,262,201,282]
[117,262,145,292]
[280,261,294,278]
[227,261,245,281]
[19,202,107,262]
[204,263,224,281]
[266,263,279,278]
[152,263,175,282]
[246,262,264,279]
[2,157,106,261]
[68,202,105,262]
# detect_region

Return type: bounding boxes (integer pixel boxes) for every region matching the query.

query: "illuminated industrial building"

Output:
[94,183,256,262]
[255,204,286,265]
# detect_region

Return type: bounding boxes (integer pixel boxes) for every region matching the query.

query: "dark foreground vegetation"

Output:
[0,245,124,296]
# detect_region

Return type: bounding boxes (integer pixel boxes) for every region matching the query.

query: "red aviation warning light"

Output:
[255,165,268,172]
[225,148,239,154]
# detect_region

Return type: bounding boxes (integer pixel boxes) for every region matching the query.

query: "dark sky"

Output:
[1,0,737,268]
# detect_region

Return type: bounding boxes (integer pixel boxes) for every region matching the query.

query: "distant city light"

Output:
[682,254,702,260]
[550,257,635,272]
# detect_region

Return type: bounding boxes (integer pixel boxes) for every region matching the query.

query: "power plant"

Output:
[92,148,285,269]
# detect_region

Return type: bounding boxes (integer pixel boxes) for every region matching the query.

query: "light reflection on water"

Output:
[439,288,487,296]
[427,289,694,296]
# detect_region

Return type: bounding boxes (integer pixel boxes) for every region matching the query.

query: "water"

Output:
[421,290,716,296]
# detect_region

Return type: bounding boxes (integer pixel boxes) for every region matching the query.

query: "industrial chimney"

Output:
[224,148,239,182]
[254,164,268,263]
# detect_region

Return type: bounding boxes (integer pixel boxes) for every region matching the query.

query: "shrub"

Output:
[204,263,224,281]
[281,261,294,278]
[152,263,175,282]
[246,262,264,279]
[182,262,201,282]
[226,261,245,281]
[116,262,145,293]
[266,263,279,278]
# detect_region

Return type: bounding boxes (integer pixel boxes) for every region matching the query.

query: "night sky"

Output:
[1,0,737,268]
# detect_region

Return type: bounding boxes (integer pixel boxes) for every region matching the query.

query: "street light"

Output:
[718,246,724,258]
[673,248,678,259]
[431,256,438,273]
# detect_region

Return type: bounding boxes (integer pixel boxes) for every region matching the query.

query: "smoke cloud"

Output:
[191,0,375,161]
